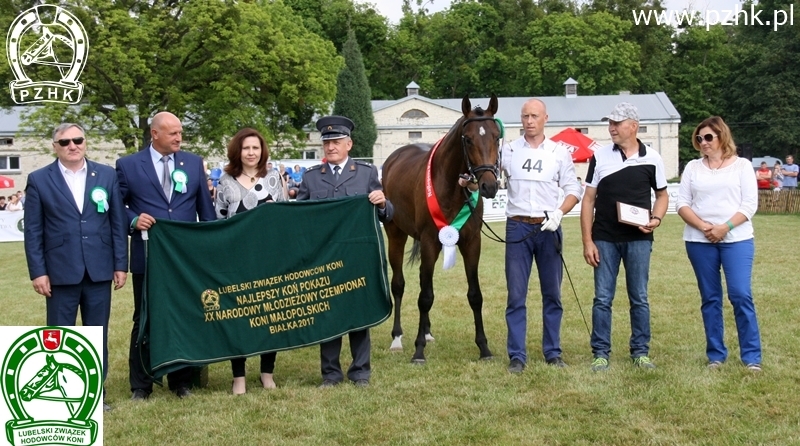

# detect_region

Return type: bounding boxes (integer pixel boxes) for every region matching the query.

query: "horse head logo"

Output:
[1,327,102,445]
[6,5,89,104]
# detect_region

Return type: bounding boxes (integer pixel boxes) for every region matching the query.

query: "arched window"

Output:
[401,109,429,119]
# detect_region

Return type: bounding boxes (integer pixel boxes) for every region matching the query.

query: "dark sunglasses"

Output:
[55,137,85,147]
[695,134,717,144]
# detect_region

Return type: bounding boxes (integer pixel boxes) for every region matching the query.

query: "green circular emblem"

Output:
[1,327,102,445]
[172,169,188,184]
[90,187,107,203]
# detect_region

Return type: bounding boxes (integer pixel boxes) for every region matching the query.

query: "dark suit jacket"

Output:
[24,159,128,285]
[297,158,394,222]
[116,148,215,274]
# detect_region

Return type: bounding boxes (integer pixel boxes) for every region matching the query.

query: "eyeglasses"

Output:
[695,134,717,144]
[55,137,85,147]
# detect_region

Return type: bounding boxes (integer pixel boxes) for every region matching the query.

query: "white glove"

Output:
[540,209,563,232]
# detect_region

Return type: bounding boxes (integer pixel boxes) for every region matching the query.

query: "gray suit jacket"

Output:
[296,158,393,222]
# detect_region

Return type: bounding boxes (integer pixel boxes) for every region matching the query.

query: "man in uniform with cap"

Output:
[297,115,394,388]
[580,102,668,372]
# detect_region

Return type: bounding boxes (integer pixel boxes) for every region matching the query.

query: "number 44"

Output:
[522,159,543,173]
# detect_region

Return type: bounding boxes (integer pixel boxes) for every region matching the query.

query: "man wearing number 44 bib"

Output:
[580,102,668,372]
[24,123,129,412]
[501,99,583,374]
[116,112,216,399]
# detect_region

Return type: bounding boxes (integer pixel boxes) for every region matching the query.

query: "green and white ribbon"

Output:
[90,187,109,213]
[437,190,479,270]
[172,169,188,193]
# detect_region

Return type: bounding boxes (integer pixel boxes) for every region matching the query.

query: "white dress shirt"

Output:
[58,158,87,211]
[500,136,582,218]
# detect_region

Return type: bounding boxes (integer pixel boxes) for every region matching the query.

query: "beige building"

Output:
[1,82,680,192]
[307,81,681,180]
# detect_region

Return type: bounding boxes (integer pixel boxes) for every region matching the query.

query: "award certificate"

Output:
[617,202,650,227]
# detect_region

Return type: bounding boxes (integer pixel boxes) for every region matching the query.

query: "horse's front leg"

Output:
[386,225,408,351]
[460,234,493,360]
[412,236,440,363]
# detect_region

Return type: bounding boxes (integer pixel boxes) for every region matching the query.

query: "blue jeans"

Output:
[505,219,563,363]
[685,240,761,365]
[590,240,652,360]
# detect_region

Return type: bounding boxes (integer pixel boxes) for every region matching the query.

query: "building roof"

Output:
[1,91,680,136]
[375,92,680,126]
[0,108,24,135]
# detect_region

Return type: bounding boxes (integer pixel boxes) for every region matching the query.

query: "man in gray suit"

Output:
[297,115,394,388]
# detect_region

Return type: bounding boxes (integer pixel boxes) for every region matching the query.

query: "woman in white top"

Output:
[6,194,22,211]
[675,116,762,372]
[215,127,287,394]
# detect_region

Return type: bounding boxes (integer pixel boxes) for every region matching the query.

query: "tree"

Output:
[521,12,641,96]
[663,23,734,171]
[283,0,394,98]
[332,29,377,159]
[589,0,673,93]
[722,0,800,157]
[1,0,342,157]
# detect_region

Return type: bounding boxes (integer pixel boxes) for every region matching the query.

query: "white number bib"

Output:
[508,148,558,182]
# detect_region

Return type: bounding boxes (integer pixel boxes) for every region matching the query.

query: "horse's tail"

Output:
[406,239,421,266]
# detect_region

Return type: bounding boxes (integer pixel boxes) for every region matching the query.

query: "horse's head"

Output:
[460,94,501,199]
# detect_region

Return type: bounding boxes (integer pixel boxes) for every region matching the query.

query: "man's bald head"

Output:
[152,112,180,131]
[522,98,547,113]
[151,111,183,155]
[520,98,548,143]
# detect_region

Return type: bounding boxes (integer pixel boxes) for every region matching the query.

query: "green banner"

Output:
[144,196,391,379]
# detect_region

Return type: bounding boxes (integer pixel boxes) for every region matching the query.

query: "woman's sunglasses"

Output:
[695,134,717,144]
[55,137,85,147]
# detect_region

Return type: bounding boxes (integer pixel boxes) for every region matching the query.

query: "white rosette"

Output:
[438,225,459,270]
[90,187,109,213]
[172,169,188,193]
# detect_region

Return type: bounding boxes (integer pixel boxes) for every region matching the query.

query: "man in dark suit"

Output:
[297,115,394,388]
[24,123,128,412]
[116,111,216,400]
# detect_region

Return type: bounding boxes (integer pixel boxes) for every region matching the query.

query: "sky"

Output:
[357,0,746,24]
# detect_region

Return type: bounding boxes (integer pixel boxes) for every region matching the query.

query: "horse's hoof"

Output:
[425,333,435,342]
[479,355,494,361]
[389,336,403,351]
[411,358,426,365]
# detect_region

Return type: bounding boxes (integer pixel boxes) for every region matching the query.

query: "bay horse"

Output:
[381,95,501,363]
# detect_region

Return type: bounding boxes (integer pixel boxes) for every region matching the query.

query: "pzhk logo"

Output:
[2,327,102,446]
[6,5,89,104]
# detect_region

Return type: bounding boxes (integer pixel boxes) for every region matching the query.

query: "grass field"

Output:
[1,214,799,445]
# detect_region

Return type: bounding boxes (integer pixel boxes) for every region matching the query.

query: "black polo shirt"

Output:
[585,140,667,242]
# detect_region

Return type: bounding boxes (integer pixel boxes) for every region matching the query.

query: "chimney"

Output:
[564,77,578,98]
[406,81,420,97]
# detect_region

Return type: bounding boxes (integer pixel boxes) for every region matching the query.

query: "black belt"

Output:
[509,215,545,224]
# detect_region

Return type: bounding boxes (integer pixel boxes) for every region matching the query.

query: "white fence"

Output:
[1,184,681,241]
[482,183,681,223]
[0,211,24,242]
